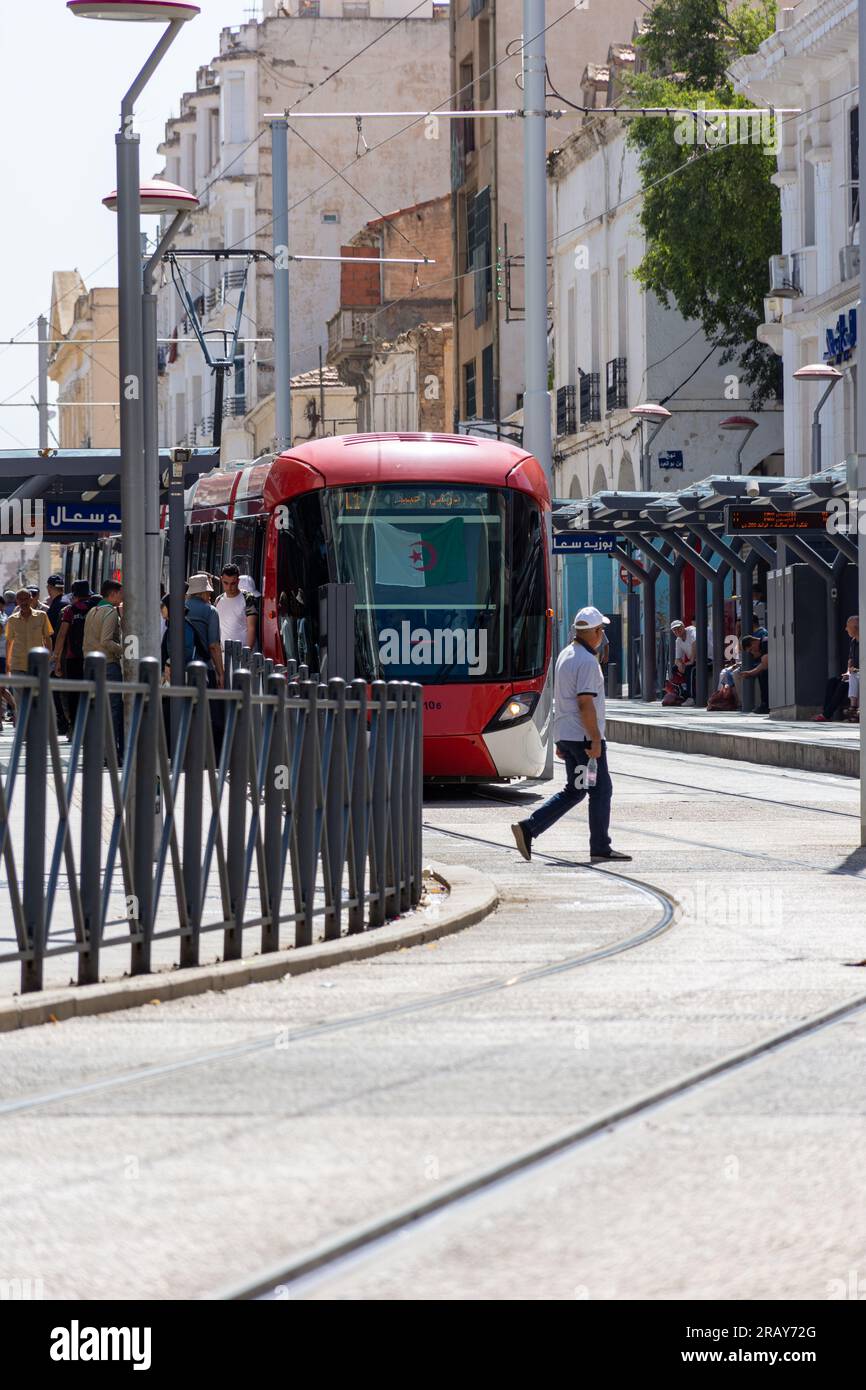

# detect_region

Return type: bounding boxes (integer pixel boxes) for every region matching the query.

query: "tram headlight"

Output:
[484,691,539,732]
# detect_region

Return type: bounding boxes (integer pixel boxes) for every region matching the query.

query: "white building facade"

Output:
[551,59,784,502]
[155,2,450,463]
[732,0,859,478]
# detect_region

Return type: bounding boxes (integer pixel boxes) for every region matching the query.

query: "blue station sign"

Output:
[658,450,684,470]
[45,503,121,534]
[552,532,616,555]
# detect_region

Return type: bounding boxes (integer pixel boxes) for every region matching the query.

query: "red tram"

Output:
[66,433,553,780]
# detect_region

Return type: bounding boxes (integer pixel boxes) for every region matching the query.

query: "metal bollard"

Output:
[346,679,369,934]
[323,678,347,940]
[225,669,251,961]
[79,654,106,985]
[131,659,161,976]
[294,680,319,947]
[21,649,51,993]
[181,662,208,968]
[368,680,389,928]
[262,673,288,953]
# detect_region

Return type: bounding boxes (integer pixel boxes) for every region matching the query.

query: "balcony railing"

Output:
[327,308,374,359]
[790,247,816,298]
[605,357,628,412]
[579,371,601,425]
[556,384,577,436]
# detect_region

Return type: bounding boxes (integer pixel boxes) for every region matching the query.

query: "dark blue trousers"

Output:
[522,739,612,856]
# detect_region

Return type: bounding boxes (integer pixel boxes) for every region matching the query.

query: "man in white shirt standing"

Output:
[216,563,257,652]
[511,606,632,864]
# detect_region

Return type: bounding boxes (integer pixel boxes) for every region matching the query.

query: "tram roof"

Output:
[266,433,546,500]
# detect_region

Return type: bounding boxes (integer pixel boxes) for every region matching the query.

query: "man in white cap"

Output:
[511,606,631,863]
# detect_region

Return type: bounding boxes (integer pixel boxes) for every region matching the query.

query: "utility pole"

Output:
[36,314,52,594]
[522,0,554,777]
[272,118,292,451]
[521,0,552,486]
[858,5,866,844]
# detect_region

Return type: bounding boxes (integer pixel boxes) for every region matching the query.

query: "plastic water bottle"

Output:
[585,756,598,788]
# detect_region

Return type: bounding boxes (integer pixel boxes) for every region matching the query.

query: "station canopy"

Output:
[552,462,850,540]
[0,447,219,539]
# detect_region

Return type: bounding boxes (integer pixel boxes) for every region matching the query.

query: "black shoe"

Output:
[590,849,633,863]
[511,822,532,861]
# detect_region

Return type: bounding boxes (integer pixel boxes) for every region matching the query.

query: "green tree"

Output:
[625,0,780,404]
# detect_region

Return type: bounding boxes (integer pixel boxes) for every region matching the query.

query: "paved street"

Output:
[2,741,865,1300]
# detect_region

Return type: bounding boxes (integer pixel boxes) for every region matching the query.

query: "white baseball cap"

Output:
[670,619,685,630]
[573,605,610,630]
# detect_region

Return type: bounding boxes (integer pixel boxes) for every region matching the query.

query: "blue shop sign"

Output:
[825,308,857,365]
[658,450,684,470]
[552,532,615,555]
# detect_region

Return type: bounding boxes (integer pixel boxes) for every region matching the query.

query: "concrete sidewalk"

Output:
[606,699,859,776]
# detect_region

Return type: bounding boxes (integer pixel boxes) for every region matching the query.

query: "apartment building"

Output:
[732,0,859,477]
[155,0,450,463]
[47,273,119,449]
[327,193,454,429]
[449,0,646,430]
[551,46,784,502]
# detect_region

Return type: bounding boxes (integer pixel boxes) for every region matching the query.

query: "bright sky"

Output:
[0,0,254,450]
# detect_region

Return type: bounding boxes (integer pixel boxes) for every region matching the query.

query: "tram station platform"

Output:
[605,700,859,778]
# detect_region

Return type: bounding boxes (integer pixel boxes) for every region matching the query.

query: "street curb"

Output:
[606,715,858,778]
[0,862,498,1033]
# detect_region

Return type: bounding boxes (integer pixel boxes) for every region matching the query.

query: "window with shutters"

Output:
[481,345,494,420]
[459,58,475,154]
[472,186,492,327]
[464,360,477,419]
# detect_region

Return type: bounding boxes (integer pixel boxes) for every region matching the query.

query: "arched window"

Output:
[591,464,607,494]
[618,450,636,491]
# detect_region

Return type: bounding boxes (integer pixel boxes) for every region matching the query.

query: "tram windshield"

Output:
[275,483,546,683]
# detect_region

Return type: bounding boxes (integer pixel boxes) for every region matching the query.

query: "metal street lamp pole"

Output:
[522,0,554,777]
[859,6,866,845]
[70,2,198,670]
[521,0,552,486]
[142,204,195,661]
[271,118,292,451]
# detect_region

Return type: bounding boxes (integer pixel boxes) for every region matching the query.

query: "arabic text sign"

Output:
[45,503,121,533]
[552,532,616,555]
[726,507,828,534]
[657,450,684,470]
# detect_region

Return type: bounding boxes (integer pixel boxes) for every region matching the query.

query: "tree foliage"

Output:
[625,1,780,404]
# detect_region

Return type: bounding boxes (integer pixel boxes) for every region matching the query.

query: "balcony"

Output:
[556,384,577,436]
[790,246,816,298]
[605,357,628,412]
[579,371,601,425]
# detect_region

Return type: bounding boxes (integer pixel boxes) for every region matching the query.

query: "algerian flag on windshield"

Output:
[375,517,467,588]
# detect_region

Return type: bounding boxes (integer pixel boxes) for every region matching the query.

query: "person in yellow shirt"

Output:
[5,588,53,675]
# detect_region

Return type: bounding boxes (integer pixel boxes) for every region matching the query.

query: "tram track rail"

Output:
[0,832,677,1121]
[218,980,866,1300]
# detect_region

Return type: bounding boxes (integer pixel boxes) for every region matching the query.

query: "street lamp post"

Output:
[629,402,672,490]
[68,1,199,671]
[103,180,198,661]
[793,362,842,474]
[719,414,759,475]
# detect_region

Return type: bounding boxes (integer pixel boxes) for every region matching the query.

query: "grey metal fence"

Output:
[0,647,423,995]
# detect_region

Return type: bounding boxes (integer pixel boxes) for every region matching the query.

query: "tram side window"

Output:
[510,494,547,678]
[230,518,259,584]
[275,494,329,669]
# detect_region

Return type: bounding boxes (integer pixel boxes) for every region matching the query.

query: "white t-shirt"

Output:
[553,639,606,744]
[216,592,248,646]
[675,625,696,663]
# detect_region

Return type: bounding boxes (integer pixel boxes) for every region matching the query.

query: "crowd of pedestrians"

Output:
[0,562,261,764]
